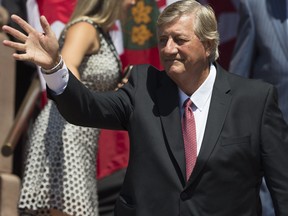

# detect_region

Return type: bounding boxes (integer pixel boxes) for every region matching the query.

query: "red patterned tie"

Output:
[182,98,197,181]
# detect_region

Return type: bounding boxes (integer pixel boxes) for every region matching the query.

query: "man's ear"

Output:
[203,40,212,57]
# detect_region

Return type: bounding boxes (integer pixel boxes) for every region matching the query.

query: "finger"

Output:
[122,78,128,84]
[11,14,35,34]
[12,53,30,61]
[40,15,53,37]
[2,25,27,42]
[2,40,27,52]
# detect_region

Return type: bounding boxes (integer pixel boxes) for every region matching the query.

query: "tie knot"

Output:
[183,98,192,108]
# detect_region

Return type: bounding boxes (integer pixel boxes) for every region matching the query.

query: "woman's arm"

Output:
[61,21,100,80]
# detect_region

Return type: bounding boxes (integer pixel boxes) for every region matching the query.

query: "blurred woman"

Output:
[18,0,135,215]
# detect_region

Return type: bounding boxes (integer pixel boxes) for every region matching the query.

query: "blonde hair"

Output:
[157,0,219,62]
[69,0,122,30]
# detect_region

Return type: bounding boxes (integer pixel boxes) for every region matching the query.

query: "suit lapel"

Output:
[156,74,186,184]
[267,0,288,59]
[186,64,232,187]
[156,65,232,187]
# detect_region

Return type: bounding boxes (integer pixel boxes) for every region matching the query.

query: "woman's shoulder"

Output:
[59,17,101,42]
[66,17,100,31]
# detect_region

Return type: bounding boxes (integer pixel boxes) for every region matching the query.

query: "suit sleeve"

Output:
[261,86,288,215]
[229,0,256,77]
[48,69,135,130]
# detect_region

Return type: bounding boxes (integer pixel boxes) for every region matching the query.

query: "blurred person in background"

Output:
[15,0,135,216]
[229,1,288,215]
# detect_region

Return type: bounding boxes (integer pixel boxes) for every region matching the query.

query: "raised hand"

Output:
[2,14,60,69]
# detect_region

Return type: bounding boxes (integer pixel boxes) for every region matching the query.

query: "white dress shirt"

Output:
[42,64,69,95]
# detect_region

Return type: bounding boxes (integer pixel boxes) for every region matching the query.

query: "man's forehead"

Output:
[157,15,194,35]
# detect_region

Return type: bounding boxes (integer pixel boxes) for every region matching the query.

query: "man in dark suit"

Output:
[3,0,288,215]
[229,1,288,215]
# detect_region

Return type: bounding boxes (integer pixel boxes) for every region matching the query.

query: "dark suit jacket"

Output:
[50,63,288,216]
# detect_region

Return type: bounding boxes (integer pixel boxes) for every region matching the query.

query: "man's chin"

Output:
[165,65,183,74]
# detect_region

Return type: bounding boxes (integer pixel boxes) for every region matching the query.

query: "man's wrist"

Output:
[41,55,63,74]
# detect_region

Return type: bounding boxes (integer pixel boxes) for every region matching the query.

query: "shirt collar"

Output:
[179,64,216,111]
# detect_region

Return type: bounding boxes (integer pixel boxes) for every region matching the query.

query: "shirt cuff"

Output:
[42,63,69,95]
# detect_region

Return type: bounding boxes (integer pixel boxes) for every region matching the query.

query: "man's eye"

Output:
[159,38,167,45]
[175,38,186,45]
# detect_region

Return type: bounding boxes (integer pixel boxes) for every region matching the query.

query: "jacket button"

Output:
[180,192,188,200]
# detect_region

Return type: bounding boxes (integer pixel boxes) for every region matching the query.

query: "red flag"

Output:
[120,0,179,70]
[26,0,76,39]
[121,0,162,69]
[37,0,76,26]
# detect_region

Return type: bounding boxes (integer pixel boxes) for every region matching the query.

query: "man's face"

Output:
[157,15,209,81]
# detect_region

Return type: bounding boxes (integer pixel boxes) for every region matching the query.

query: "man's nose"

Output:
[164,38,177,54]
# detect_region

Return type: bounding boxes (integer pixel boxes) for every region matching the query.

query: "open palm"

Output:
[2,14,60,69]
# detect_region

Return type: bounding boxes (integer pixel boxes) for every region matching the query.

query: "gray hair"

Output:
[157,0,219,62]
